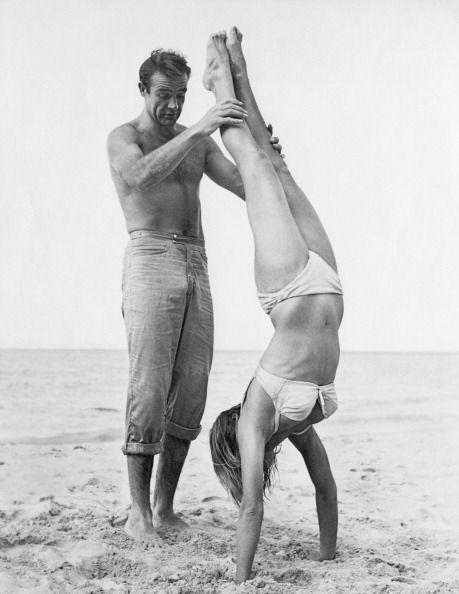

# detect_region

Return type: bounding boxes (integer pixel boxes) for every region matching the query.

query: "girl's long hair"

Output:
[209,404,279,506]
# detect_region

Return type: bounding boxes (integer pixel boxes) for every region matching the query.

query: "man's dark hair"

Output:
[139,49,191,92]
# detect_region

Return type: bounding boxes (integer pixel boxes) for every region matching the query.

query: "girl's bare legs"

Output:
[226,27,337,271]
[203,32,308,293]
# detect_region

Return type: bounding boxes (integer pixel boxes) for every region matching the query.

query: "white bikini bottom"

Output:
[252,364,338,434]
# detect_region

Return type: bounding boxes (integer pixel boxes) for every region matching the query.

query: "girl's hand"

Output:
[267,123,285,158]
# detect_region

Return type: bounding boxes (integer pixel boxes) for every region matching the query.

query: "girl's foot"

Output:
[226,26,247,78]
[202,31,232,92]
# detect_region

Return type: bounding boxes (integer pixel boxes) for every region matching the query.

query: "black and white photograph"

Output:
[1,1,458,592]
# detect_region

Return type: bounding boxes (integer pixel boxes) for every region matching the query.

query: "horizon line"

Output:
[0,348,458,355]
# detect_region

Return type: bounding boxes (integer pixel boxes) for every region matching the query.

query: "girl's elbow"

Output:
[317,478,337,500]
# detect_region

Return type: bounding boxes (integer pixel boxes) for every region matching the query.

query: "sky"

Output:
[1,0,458,351]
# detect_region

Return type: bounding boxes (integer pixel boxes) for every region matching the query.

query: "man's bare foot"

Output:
[202,31,232,92]
[226,26,247,78]
[124,510,156,541]
[153,511,189,531]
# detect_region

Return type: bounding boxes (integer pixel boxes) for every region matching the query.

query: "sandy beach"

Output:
[0,351,458,593]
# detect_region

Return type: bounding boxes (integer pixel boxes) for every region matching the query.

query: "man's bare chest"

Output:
[140,137,205,183]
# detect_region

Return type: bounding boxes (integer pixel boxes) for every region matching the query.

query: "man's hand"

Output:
[267,123,284,158]
[196,99,248,137]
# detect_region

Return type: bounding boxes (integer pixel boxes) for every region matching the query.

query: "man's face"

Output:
[144,71,188,127]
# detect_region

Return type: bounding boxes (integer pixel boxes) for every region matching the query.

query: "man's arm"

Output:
[289,427,338,560]
[106,99,247,192]
[204,137,245,199]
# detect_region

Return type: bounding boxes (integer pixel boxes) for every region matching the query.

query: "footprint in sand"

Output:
[68,478,100,493]
[367,557,415,579]
[391,576,416,584]
[21,498,65,520]
[109,507,129,527]
[211,515,224,526]
[273,567,312,583]
[57,540,111,579]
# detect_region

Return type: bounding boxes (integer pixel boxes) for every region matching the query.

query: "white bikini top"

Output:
[257,251,343,314]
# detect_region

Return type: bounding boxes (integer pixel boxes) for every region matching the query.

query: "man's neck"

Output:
[137,109,177,140]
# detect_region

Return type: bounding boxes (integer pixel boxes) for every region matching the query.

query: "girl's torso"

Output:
[260,292,344,385]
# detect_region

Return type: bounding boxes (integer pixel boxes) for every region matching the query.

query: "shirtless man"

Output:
[106,49,280,540]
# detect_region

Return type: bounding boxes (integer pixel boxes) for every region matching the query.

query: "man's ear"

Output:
[138,82,146,96]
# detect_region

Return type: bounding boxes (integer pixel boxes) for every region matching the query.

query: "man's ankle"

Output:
[153,506,173,519]
[130,504,152,521]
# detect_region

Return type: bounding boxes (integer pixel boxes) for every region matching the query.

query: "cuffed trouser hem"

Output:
[121,441,162,456]
[164,420,202,441]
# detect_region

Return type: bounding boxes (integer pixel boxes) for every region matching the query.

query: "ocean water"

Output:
[0,350,458,445]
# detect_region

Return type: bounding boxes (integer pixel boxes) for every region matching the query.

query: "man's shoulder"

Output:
[107,121,141,146]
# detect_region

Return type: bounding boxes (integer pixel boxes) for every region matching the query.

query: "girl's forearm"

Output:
[236,504,263,583]
[316,490,338,559]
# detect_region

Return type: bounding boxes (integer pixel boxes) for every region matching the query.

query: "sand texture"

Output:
[0,352,458,592]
